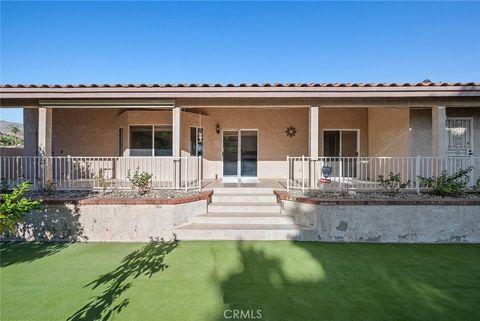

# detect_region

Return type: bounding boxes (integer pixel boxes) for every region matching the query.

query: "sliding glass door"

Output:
[323,130,359,177]
[222,130,258,177]
[223,131,239,176]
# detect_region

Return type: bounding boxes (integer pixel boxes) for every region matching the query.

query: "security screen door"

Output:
[222,130,258,177]
[446,118,473,156]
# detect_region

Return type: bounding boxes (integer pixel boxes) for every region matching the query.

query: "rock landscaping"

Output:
[23,189,198,200]
[292,190,480,200]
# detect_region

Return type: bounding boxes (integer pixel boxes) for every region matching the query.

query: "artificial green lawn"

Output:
[1,241,479,321]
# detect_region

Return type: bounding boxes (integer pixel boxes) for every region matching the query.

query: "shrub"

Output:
[0,181,42,234]
[377,172,410,195]
[43,180,57,195]
[419,167,473,197]
[127,168,153,195]
[471,178,480,192]
[97,169,112,194]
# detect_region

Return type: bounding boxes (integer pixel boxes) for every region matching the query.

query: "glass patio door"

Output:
[222,130,258,177]
[223,131,239,176]
[323,130,359,177]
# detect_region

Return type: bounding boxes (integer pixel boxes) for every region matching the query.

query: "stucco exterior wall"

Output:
[201,108,309,178]
[318,107,369,156]
[282,200,480,243]
[0,147,23,156]
[23,107,38,156]
[52,108,120,156]
[6,200,207,242]
[368,108,410,156]
[44,106,418,179]
[410,108,433,157]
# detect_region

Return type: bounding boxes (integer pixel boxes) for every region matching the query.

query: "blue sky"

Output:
[1,1,479,123]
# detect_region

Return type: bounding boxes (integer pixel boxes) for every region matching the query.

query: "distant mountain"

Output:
[0,120,23,146]
[0,120,23,135]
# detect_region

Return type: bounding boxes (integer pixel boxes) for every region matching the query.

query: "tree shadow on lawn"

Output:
[1,203,86,268]
[68,239,179,321]
[217,241,480,321]
[0,241,69,268]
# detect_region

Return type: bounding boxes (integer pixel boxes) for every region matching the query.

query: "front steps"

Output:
[174,186,315,241]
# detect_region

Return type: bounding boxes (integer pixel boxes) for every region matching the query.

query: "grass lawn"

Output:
[1,241,479,321]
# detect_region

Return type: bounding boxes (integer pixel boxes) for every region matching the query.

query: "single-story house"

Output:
[1,81,480,191]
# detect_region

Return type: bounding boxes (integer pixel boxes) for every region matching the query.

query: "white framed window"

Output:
[129,125,172,156]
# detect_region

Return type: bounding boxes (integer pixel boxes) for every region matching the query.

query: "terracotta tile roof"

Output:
[1,81,479,89]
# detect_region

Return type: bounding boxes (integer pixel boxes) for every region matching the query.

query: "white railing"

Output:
[287,156,480,192]
[0,156,202,191]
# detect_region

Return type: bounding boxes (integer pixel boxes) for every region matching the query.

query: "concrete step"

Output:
[211,193,277,203]
[191,213,295,225]
[208,202,281,213]
[174,223,316,240]
[211,187,275,194]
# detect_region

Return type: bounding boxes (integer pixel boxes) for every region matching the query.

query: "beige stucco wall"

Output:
[368,108,410,156]
[319,108,368,156]
[23,108,38,156]
[48,106,416,179]
[52,108,120,156]
[199,108,309,178]
[409,108,433,157]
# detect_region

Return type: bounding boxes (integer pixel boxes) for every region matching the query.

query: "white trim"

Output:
[39,99,175,108]
[221,129,259,178]
[189,126,204,156]
[322,129,360,157]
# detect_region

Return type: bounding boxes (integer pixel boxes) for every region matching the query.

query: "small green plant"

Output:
[0,181,42,234]
[475,178,480,191]
[377,172,410,195]
[127,168,153,195]
[0,179,8,193]
[97,169,112,194]
[419,167,473,197]
[43,180,57,195]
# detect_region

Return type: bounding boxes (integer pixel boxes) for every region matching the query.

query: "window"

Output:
[154,126,173,156]
[190,127,204,156]
[323,130,359,157]
[129,125,172,156]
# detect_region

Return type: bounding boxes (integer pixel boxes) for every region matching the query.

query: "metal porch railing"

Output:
[0,156,202,191]
[287,156,480,193]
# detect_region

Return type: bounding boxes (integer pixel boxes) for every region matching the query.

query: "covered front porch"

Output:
[2,102,480,190]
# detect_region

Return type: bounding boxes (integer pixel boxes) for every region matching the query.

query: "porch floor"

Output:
[202,178,286,190]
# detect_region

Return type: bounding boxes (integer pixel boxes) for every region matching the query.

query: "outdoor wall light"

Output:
[216,123,220,134]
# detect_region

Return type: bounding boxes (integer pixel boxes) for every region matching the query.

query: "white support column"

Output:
[37,107,52,157]
[38,107,53,185]
[172,106,182,188]
[309,106,319,159]
[172,106,182,157]
[309,106,319,188]
[432,106,447,157]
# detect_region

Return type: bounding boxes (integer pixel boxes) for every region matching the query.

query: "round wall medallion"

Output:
[285,126,296,137]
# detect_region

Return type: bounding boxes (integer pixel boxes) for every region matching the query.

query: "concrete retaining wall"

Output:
[7,200,207,242]
[282,200,480,243]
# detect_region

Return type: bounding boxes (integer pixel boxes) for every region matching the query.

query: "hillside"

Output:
[0,120,24,146]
